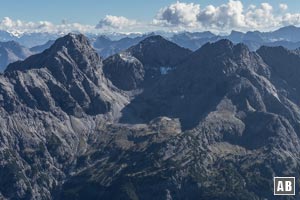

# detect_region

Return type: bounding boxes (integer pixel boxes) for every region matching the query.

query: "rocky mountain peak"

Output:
[50,33,91,51]
[188,39,256,74]
[196,39,235,55]
[128,35,192,67]
[103,52,144,91]
[119,39,271,130]
[257,45,300,101]
[138,35,166,43]
[7,33,100,67]
[6,33,102,85]
[0,33,128,117]
[129,35,190,55]
[103,35,192,91]
[93,35,112,49]
[2,33,300,200]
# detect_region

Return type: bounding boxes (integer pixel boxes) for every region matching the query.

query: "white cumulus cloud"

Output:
[244,2,278,29]
[0,17,94,35]
[96,15,137,30]
[1,2,300,35]
[198,0,245,29]
[153,1,300,32]
[153,1,200,27]
[279,3,288,12]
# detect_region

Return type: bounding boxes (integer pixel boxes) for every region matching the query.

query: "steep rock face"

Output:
[103,53,145,91]
[120,40,275,129]
[1,35,300,200]
[103,35,192,91]
[127,35,191,70]
[6,34,101,83]
[257,46,300,102]
[4,34,127,116]
[0,33,129,200]
[61,39,300,200]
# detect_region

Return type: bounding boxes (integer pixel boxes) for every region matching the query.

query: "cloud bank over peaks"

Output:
[153,0,300,32]
[0,17,94,35]
[2,1,300,35]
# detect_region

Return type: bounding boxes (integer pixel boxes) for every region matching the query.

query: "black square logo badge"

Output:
[274,177,295,196]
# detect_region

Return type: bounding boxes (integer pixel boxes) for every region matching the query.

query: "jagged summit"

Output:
[195,39,250,54]
[5,33,102,85]
[2,33,300,200]
[50,33,92,51]
[129,35,191,56]
[185,39,257,75]
[103,35,192,91]
[127,35,192,68]
[137,35,166,43]
[120,39,271,130]
[93,35,112,48]
[257,45,300,103]
[6,33,101,73]
[0,33,127,116]
[103,52,144,91]
[193,39,235,57]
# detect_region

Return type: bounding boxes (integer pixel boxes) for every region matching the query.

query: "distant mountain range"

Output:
[170,25,300,51]
[1,32,300,199]
[0,41,32,72]
[92,33,155,58]
[1,25,300,72]
[0,25,300,49]
[0,31,60,47]
[0,40,58,72]
[91,25,300,58]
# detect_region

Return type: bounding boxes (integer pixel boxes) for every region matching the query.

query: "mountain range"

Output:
[0,40,58,72]
[170,25,300,51]
[92,33,156,58]
[0,31,300,199]
[0,41,32,72]
[2,25,300,73]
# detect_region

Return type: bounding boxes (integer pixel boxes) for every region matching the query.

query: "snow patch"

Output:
[160,66,173,75]
[7,30,24,38]
[119,52,136,63]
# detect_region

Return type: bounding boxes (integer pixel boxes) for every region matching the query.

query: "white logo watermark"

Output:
[274,177,295,196]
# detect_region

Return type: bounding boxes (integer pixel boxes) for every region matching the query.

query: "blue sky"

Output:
[0,0,297,24]
[0,0,300,33]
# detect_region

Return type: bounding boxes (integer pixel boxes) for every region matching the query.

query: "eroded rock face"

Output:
[3,33,128,117]
[103,35,192,91]
[1,34,300,200]
[103,53,145,91]
[0,33,129,199]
